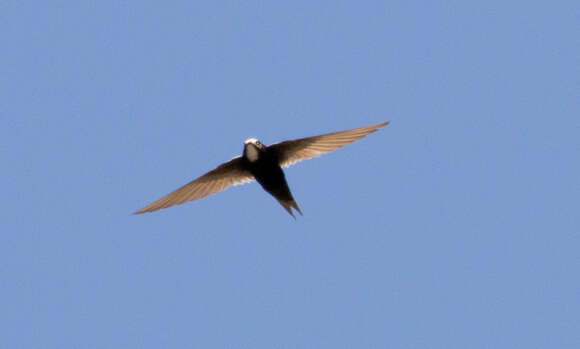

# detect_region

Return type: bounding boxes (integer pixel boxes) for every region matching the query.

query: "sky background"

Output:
[1,1,578,348]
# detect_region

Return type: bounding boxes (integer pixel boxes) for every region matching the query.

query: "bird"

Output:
[134,121,390,218]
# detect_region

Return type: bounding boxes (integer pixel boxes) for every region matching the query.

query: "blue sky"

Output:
[1,1,578,348]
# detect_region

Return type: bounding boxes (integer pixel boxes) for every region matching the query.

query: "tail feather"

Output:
[276,198,303,219]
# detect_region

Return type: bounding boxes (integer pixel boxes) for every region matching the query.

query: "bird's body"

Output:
[135,121,389,218]
[243,139,302,217]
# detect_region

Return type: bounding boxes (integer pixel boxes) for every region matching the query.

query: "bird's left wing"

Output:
[134,156,254,214]
[269,121,390,168]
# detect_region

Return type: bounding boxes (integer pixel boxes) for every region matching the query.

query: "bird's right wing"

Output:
[269,121,390,168]
[134,156,254,214]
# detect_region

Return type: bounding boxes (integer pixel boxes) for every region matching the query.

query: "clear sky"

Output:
[2,1,578,348]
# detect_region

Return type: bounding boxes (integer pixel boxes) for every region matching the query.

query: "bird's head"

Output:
[243,138,265,162]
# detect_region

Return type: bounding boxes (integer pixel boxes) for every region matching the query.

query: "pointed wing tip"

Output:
[368,120,390,134]
[365,120,390,133]
[133,204,160,215]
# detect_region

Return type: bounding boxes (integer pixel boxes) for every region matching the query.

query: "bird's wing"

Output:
[134,156,254,214]
[269,121,390,168]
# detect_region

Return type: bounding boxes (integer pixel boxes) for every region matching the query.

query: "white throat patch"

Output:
[245,144,259,162]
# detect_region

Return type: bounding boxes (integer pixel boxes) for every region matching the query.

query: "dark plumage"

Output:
[134,121,389,218]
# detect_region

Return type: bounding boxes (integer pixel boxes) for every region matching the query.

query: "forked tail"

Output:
[276,198,303,219]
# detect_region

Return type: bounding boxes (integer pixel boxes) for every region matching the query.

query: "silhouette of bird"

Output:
[134,121,389,218]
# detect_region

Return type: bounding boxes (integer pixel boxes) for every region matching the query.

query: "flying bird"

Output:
[134,121,389,218]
